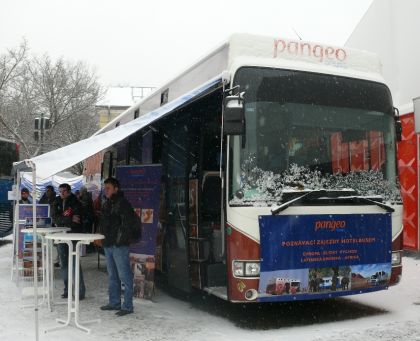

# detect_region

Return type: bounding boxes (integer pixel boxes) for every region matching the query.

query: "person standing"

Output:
[39,185,60,267]
[19,188,32,204]
[52,183,86,299]
[99,177,141,316]
[39,185,56,206]
[77,186,94,234]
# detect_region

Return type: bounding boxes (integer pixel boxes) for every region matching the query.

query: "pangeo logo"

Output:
[314,220,346,232]
[273,39,347,63]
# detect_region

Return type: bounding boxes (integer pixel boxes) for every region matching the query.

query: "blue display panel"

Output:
[258,213,392,302]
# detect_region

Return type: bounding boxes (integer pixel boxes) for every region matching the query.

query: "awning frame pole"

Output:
[11,171,21,282]
[29,161,40,341]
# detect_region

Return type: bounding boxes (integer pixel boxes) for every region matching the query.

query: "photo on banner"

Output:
[116,165,162,299]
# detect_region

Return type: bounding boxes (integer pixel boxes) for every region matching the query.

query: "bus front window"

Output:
[229,67,400,205]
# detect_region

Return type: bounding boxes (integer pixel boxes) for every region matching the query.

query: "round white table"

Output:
[44,233,105,334]
[20,227,70,311]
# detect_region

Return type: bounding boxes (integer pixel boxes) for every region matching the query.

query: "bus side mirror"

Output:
[395,118,402,142]
[394,107,402,142]
[223,93,245,135]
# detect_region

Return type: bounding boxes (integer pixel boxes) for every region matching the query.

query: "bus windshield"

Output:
[229,67,400,206]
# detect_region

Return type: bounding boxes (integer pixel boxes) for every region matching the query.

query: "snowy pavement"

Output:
[1,237,420,341]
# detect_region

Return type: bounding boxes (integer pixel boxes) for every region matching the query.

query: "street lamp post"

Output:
[34,113,50,154]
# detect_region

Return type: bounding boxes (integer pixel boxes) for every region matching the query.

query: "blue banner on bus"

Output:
[258,213,392,302]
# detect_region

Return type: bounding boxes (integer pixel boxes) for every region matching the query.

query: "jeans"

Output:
[104,245,133,312]
[57,242,86,297]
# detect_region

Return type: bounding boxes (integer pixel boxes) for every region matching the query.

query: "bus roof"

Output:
[96,33,385,135]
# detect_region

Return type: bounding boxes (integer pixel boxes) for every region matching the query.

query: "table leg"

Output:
[74,241,100,334]
[64,240,73,326]
[45,239,100,335]
[49,240,54,307]
[44,238,49,310]
[21,234,47,309]
[10,220,17,281]
[45,240,73,333]
[45,237,52,311]
[46,238,67,310]
[41,236,47,306]
[45,241,101,334]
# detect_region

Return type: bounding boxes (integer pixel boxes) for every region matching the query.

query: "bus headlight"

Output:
[233,261,260,277]
[245,262,260,277]
[391,251,402,266]
[233,261,244,277]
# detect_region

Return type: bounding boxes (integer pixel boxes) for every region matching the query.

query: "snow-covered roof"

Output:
[96,86,155,108]
[96,33,386,136]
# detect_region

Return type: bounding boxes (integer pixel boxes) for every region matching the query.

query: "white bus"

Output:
[89,33,403,303]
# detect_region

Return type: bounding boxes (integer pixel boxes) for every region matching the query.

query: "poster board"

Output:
[17,204,50,277]
[18,204,50,258]
[116,165,162,299]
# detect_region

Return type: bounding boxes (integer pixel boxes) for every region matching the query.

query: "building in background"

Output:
[346,0,420,252]
[96,86,155,128]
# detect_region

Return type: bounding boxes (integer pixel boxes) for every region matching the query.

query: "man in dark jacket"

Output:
[53,183,86,299]
[40,185,59,266]
[77,186,94,234]
[100,177,140,316]
[39,185,56,207]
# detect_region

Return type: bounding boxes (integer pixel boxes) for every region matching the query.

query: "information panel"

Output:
[258,213,392,302]
[116,165,162,299]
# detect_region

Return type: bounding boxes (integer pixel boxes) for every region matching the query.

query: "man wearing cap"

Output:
[19,188,32,204]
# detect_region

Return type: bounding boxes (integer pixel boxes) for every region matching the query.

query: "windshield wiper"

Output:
[340,196,395,213]
[271,190,327,215]
[271,190,395,215]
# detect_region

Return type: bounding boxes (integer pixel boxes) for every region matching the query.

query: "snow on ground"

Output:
[1,237,420,341]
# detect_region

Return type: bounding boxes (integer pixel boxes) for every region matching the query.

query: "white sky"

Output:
[0,0,372,87]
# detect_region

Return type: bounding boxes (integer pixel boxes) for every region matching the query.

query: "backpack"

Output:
[113,196,142,246]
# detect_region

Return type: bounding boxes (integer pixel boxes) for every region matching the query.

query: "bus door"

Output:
[202,170,227,288]
[164,116,192,293]
[188,101,226,290]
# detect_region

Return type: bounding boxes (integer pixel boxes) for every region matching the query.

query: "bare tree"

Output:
[0,39,27,95]
[27,56,100,129]
[0,40,33,155]
[0,42,102,168]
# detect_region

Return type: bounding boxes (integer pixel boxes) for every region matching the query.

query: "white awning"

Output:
[13,75,223,179]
